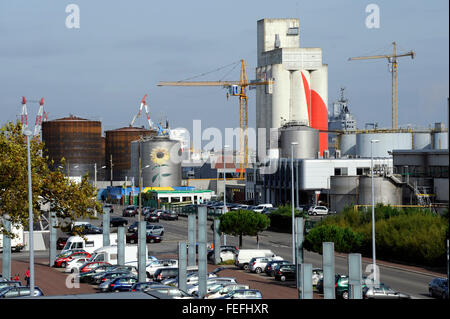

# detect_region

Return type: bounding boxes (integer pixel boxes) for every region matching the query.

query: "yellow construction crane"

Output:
[158,59,272,179]
[349,42,415,129]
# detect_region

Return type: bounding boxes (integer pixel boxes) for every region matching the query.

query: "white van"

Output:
[61,233,118,254]
[253,204,273,213]
[235,249,280,270]
[89,245,147,265]
[0,224,25,253]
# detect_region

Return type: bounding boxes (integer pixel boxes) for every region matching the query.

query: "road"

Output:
[9,204,445,299]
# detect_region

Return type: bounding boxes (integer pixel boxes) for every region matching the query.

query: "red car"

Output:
[79,261,111,273]
[54,251,92,268]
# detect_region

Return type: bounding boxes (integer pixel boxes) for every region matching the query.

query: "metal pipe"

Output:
[223,145,229,246]
[117,226,125,265]
[25,131,35,297]
[103,206,110,247]
[295,217,304,298]
[178,241,187,293]
[322,242,335,299]
[2,216,11,280]
[188,211,196,267]
[213,211,221,265]
[138,221,146,282]
[371,139,379,285]
[300,263,313,299]
[49,212,56,267]
[348,253,363,299]
[291,143,298,262]
[197,205,207,299]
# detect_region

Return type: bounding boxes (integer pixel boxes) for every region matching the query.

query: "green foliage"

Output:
[305,204,448,266]
[267,204,307,232]
[0,121,102,237]
[219,209,270,248]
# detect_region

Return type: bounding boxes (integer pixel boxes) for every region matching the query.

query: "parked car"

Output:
[144,285,196,299]
[153,209,165,217]
[142,207,154,216]
[93,270,132,286]
[162,268,220,286]
[205,284,250,299]
[106,275,138,292]
[122,205,138,217]
[79,261,111,273]
[54,251,91,268]
[189,282,231,296]
[130,281,162,292]
[55,248,87,259]
[312,268,323,286]
[264,260,292,277]
[363,283,411,299]
[77,264,118,283]
[145,213,160,223]
[153,267,179,282]
[144,259,179,277]
[0,286,44,298]
[274,264,296,282]
[57,237,68,250]
[146,224,165,236]
[249,257,282,274]
[109,217,128,227]
[71,224,102,235]
[217,289,263,299]
[126,231,162,244]
[428,277,448,299]
[335,274,368,299]
[0,281,22,290]
[64,257,90,273]
[207,247,238,263]
[308,206,329,216]
[160,210,178,221]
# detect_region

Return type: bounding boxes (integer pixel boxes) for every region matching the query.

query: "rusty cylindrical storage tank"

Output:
[42,115,104,180]
[105,126,157,182]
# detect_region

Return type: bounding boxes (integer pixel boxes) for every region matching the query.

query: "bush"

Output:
[305,205,448,266]
[268,205,307,232]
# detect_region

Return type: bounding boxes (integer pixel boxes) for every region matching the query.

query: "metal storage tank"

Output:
[290,70,310,126]
[105,126,156,182]
[338,133,357,156]
[271,63,291,130]
[131,136,182,187]
[329,176,359,213]
[356,132,412,157]
[310,65,329,155]
[433,132,448,149]
[279,124,319,159]
[42,115,104,180]
[412,132,432,150]
[357,176,402,206]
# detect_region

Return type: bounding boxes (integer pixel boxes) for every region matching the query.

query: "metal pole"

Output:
[103,206,110,247]
[371,141,377,285]
[2,216,11,280]
[322,242,335,299]
[213,211,221,265]
[300,263,313,299]
[138,140,146,281]
[178,241,187,293]
[348,253,363,299]
[197,205,207,299]
[188,211,196,267]
[110,154,113,188]
[295,217,304,298]
[49,212,56,267]
[295,162,299,209]
[223,147,227,246]
[291,144,295,262]
[25,132,34,296]
[94,163,97,189]
[117,226,125,265]
[447,238,449,300]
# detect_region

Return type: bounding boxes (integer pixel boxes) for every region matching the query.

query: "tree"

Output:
[0,121,101,237]
[219,209,270,248]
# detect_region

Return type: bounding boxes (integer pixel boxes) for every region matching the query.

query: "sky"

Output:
[0,0,448,150]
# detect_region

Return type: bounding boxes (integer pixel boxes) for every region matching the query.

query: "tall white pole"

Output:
[291,142,298,262]
[94,163,97,189]
[371,140,379,285]
[24,130,34,297]
[223,145,229,246]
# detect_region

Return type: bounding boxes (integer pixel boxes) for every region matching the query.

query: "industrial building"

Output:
[42,115,105,182]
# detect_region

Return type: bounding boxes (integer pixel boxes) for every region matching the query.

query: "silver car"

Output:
[363,284,411,299]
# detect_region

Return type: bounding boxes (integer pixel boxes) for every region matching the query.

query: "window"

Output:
[5,288,20,297]
[110,254,118,260]
[85,241,94,248]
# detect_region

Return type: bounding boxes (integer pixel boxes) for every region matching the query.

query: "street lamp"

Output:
[23,129,34,297]
[94,164,107,189]
[370,139,380,286]
[291,142,298,262]
[223,145,230,246]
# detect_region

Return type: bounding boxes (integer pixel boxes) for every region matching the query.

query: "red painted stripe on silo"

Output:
[301,71,312,126]
[311,90,328,155]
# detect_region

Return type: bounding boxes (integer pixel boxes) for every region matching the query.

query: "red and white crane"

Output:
[130,94,153,129]
[20,96,47,137]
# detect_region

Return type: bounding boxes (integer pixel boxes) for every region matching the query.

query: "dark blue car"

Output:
[108,276,138,292]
